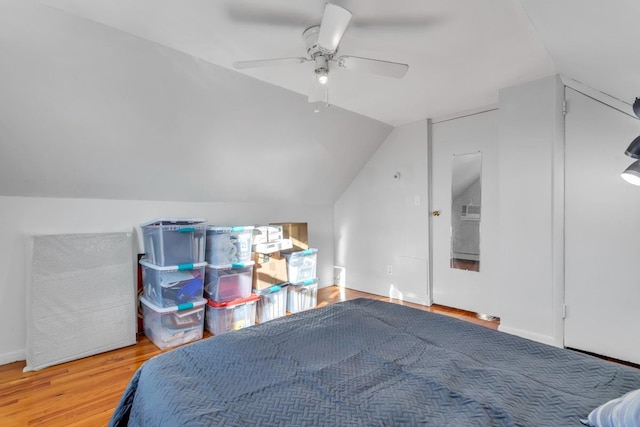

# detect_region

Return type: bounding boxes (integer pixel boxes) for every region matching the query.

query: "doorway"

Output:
[430,110,500,317]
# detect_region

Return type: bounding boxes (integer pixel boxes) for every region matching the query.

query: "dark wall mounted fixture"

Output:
[625,135,640,159]
[634,97,640,119]
[622,98,640,185]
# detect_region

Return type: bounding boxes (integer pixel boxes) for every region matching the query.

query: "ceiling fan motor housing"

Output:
[304,25,330,79]
[303,26,331,58]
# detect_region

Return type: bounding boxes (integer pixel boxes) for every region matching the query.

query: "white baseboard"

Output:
[402,293,431,307]
[498,324,560,348]
[0,349,26,366]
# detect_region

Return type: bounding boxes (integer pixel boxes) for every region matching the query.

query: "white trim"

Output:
[498,325,560,348]
[0,349,26,366]
[551,75,566,348]
[431,104,499,124]
[402,294,432,307]
[426,118,434,306]
[560,75,637,119]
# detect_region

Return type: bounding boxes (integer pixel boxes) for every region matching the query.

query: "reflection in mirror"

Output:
[450,152,481,272]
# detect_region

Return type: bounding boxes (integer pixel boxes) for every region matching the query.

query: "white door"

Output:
[431,110,499,316]
[564,88,640,364]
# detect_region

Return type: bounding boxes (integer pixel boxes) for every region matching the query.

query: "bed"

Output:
[109,298,640,426]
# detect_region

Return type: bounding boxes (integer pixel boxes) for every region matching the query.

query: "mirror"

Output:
[450,152,481,272]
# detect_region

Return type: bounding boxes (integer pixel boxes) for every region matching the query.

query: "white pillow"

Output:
[584,389,640,427]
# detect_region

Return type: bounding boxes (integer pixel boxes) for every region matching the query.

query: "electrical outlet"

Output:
[386,265,393,275]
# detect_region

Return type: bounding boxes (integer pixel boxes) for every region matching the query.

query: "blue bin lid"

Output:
[288,278,319,286]
[206,225,255,233]
[140,259,207,271]
[141,218,206,227]
[206,260,255,270]
[253,285,285,295]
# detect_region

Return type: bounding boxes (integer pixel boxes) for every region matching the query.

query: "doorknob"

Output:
[432,210,441,217]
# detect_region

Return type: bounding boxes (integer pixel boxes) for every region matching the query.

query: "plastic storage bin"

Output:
[141,218,207,266]
[287,278,318,313]
[206,226,254,266]
[204,261,254,302]
[140,296,205,349]
[254,285,287,323]
[205,294,259,335]
[140,260,206,307]
[282,249,318,283]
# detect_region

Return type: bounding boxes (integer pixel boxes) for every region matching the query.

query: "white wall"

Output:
[564,88,640,363]
[497,75,564,346]
[334,120,429,305]
[0,196,334,364]
[334,75,565,348]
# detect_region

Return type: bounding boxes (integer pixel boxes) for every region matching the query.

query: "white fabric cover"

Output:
[25,232,136,372]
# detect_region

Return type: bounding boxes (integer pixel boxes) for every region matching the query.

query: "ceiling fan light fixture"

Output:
[314,55,329,85]
[316,69,328,85]
[233,3,409,105]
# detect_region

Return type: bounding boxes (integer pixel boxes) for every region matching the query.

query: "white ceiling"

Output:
[2,0,639,204]
[38,0,558,126]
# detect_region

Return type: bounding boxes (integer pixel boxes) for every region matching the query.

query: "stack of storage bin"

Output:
[283,249,319,313]
[251,225,291,322]
[204,226,258,335]
[269,222,320,314]
[139,218,208,349]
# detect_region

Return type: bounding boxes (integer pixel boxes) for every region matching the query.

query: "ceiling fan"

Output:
[233,3,409,104]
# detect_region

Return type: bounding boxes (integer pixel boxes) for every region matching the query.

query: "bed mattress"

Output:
[110,298,640,426]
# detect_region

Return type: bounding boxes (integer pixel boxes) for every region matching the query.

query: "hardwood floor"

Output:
[0,287,496,426]
[316,286,499,329]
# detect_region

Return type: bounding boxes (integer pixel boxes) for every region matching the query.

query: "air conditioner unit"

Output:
[461,204,481,220]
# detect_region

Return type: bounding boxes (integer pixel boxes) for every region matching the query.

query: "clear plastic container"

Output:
[282,249,318,283]
[140,260,206,307]
[204,294,259,335]
[287,278,318,314]
[140,296,205,349]
[254,285,288,323]
[204,261,254,302]
[206,226,254,266]
[141,218,207,266]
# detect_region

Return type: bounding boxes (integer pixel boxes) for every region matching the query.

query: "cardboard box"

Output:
[252,251,288,290]
[252,238,293,254]
[252,225,284,245]
[270,222,308,252]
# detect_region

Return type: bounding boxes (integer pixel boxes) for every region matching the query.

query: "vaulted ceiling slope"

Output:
[0,1,391,204]
[1,1,637,204]
[519,0,640,111]
[36,0,557,126]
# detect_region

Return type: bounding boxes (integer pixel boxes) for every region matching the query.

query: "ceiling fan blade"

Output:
[334,55,409,78]
[233,57,309,70]
[316,3,352,53]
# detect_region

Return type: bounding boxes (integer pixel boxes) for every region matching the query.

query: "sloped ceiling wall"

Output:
[520,0,640,109]
[0,2,392,204]
[4,0,637,205]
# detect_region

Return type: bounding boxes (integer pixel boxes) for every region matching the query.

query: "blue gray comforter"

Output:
[110,298,640,426]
